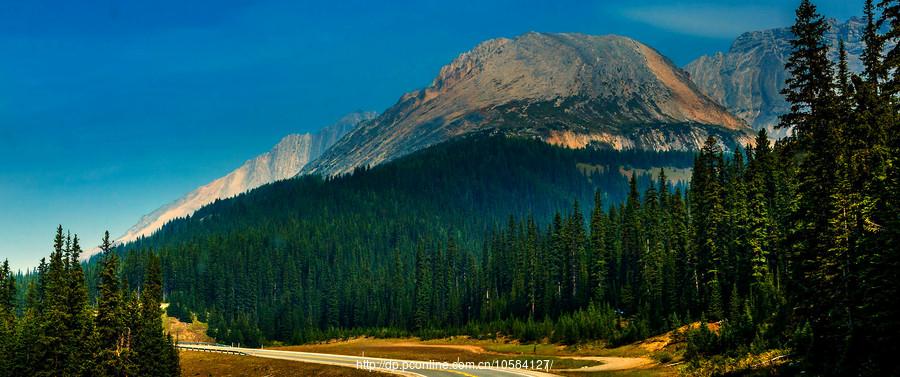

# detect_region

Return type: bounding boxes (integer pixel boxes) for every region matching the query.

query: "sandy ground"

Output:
[555,356,655,372]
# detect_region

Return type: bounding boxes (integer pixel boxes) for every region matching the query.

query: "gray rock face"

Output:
[113,111,375,246]
[303,32,751,177]
[684,17,882,138]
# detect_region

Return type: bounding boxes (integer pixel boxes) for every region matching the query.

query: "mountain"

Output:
[302,32,751,177]
[112,111,375,247]
[684,17,890,138]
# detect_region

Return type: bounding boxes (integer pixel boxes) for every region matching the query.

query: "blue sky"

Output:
[0,0,858,271]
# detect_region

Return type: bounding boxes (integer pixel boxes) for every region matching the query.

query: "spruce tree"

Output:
[863,0,886,84]
[41,225,71,374]
[779,1,847,370]
[589,191,607,304]
[65,235,94,376]
[746,131,776,320]
[620,175,643,315]
[0,260,15,377]
[879,0,900,98]
[691,137,726,320]
[133,254,180,376]
[864,1,900,373]
[94,231,127,377]
[413,242,431,330]
[14,280,45,377]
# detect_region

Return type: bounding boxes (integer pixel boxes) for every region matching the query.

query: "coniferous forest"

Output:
[0,229,180,377]
[1,0,899,376]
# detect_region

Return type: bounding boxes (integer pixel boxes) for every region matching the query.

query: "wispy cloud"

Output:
[619,4,792,39]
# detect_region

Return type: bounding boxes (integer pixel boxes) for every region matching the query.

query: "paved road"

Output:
[179,343,558,377]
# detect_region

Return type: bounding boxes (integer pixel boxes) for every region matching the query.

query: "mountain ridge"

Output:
[302,32,751,177]
[103,111,375,253]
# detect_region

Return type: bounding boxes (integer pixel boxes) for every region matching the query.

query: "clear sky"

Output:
[0,0,859,271]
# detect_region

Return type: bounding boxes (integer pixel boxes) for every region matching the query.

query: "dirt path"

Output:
[555,356,655,372]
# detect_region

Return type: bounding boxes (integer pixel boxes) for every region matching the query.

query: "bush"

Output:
[685,322,720,359]
[652,351,674,364]
[166,301,193,323]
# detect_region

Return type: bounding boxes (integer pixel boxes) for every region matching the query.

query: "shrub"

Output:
[166,301,193,323]
[685,322,720,359]
[652,351,674,364]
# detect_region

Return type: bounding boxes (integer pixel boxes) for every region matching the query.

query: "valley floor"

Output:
[272,337,675,376]
[170,315,679,376]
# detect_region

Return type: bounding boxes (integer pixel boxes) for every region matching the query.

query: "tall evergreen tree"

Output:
[65,235,94,377]
[589,191,608,304]
[691,137,726,320]
[413,242,432,330]
[133,254,180,376]
[779,1,849,370]
[0,260,15,377]
[94,231,127,377]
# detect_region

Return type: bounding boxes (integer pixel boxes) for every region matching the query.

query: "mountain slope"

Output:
[113,111,375,247]
[684,17,891,137]
[302,32,750,177]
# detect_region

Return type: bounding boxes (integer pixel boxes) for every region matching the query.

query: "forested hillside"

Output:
[107,135,693,346]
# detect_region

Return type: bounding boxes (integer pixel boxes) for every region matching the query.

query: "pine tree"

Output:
[863,0,886,84]
[746,137,777,322]
[879,0,900,98]
[133,254,180,376]
[723,147,750,313]
[65,235,94,376]
[779,1,849,370]
[14,279,45,377]
[545,213,565,316]
[620,175,643,315]
[862,1,900,373]
[780,0,834,140]
[566,200,588,309]
[525,216,539,318]
[40,225,71,374]
[691,137,726,320]
[0,260,15,377]
[878,0,900,100]
[413,242,431,330]
[589,191,608,304]
[94,231,127,377]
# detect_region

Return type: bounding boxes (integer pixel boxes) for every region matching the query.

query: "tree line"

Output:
[0,228,179,377]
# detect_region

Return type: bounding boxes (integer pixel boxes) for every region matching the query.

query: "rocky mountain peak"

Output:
[301,32,750,177]
[685,17,893,137]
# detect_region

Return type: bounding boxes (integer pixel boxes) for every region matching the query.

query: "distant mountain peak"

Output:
[94,111,375,256]
[685,17,893,137]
